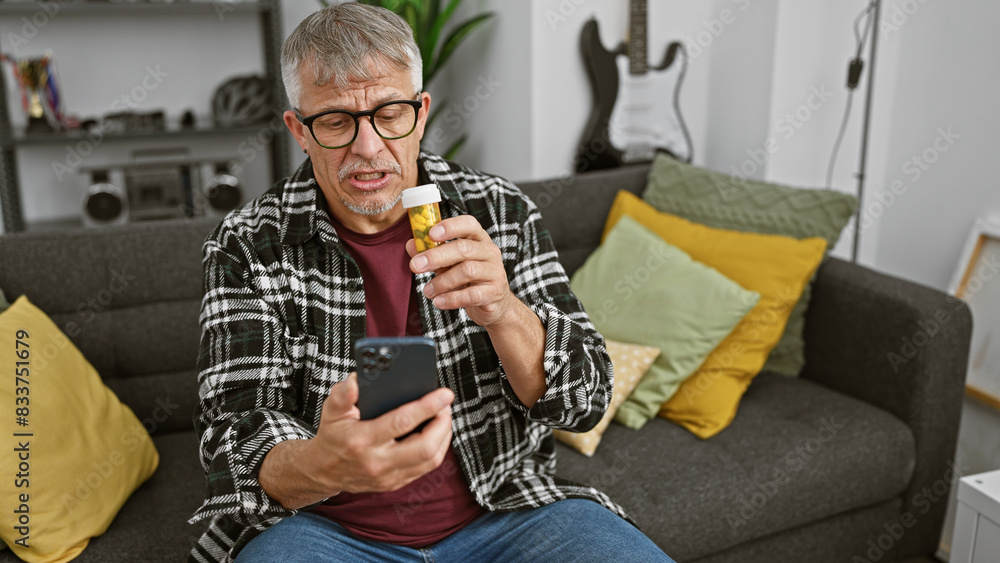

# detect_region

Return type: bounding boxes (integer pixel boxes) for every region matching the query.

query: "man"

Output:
[189,4,672,562]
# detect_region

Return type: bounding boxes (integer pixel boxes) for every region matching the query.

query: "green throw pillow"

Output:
[641,155,857,376]
[571,216,760,429]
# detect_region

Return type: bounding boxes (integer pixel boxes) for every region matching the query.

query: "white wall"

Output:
[423,0,533,181]
[874,0,1000,290]
[701,0,778,182]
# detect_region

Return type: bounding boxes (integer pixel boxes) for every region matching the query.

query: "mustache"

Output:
[337,158,402,183]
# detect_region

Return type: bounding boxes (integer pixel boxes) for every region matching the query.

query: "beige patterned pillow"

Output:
[554,339,661,456]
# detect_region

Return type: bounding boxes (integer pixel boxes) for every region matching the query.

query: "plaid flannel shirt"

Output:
[188,153,625,562]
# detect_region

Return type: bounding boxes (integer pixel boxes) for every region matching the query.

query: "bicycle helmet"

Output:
[211,75,273,127]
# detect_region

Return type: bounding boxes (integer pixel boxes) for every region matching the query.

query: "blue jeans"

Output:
[236,499,675,562]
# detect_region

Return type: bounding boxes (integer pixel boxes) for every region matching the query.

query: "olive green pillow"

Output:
[641,155,857,376]
[571,215,760,429]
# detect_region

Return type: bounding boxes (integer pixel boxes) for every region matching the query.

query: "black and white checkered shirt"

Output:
[188,153,623,562]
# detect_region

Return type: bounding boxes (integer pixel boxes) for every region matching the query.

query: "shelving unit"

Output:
[0,0,289,232]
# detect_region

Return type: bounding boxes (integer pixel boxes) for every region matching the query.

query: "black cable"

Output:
[852,0,882,263]
[825,1,876,190]
[826,90,855,190]
[854,2,876,59]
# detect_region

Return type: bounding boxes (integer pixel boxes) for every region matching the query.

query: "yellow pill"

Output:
[402,184,442,252]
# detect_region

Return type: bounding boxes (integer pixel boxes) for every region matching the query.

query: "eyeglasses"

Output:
[296,95,423,149]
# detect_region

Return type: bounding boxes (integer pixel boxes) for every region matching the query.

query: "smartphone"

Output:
[353,336,440,429]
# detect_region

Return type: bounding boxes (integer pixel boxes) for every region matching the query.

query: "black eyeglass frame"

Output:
[296,96,423,150]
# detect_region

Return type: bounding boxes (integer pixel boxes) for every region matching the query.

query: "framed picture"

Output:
[949,216,1000,410]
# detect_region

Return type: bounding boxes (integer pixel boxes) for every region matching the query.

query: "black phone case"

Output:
[354,336,439,421]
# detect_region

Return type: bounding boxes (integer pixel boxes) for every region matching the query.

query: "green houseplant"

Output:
[319,0,495,158]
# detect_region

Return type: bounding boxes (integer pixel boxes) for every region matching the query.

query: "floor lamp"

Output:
[852,0,882,263]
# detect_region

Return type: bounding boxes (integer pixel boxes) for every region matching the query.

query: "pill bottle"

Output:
[401,184,443,252]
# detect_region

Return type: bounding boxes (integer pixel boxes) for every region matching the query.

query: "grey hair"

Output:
[281,2,423,110]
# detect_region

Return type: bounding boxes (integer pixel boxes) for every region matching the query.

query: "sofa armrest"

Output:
[801,257,972,559]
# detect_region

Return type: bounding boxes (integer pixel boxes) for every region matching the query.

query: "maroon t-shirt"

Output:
[313,212,484,547]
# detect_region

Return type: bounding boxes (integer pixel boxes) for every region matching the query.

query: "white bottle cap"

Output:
[401,184,441,209]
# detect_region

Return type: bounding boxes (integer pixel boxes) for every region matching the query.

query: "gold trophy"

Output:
[1,54,57,133]
[19,59,48,118]
[17,57,52,133]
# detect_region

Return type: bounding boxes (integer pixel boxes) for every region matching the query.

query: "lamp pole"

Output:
[853,0,882,263]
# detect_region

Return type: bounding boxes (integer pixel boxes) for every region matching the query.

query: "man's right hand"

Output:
[259,373,454,510]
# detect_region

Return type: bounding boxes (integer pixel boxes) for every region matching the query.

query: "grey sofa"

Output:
[0,162,971,562]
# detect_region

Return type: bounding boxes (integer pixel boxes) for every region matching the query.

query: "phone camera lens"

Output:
[361,347,376,358]
[376,355,392,370]
[362,359,377,372]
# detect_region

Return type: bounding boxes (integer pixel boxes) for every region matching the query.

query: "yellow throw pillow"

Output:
[604,191,827,439]
[554,340,660,456]
[0,296,159,562]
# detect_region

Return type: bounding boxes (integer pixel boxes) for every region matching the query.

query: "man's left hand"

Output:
[407,215,517,328]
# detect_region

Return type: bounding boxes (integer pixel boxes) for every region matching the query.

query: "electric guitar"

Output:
[575,0,693,173]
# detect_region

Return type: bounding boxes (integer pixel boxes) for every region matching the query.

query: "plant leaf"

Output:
[429,12,494,83]
[400,2,420,37]
[426,0,463,79]
[421,0,436,50]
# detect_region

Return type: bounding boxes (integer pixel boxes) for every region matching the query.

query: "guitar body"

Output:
[575,18,624,173]
[608,42,692,164]
[575,4,693,173]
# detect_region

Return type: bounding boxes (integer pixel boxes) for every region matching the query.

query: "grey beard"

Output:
[337,158,403,183]
[336,157,405,216]
[341,192,402,216]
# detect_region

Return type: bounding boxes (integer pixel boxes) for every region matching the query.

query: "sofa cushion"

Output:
[0,218,216,438]
[641,156,857,377]
[604,191,828,438]
[103,370,199,436]
[518,164,649,278]
[0,296,160,562]
[555,373,915,561]
[554,339,661,456]
[39,432,205,563]
[573,215,761,430]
